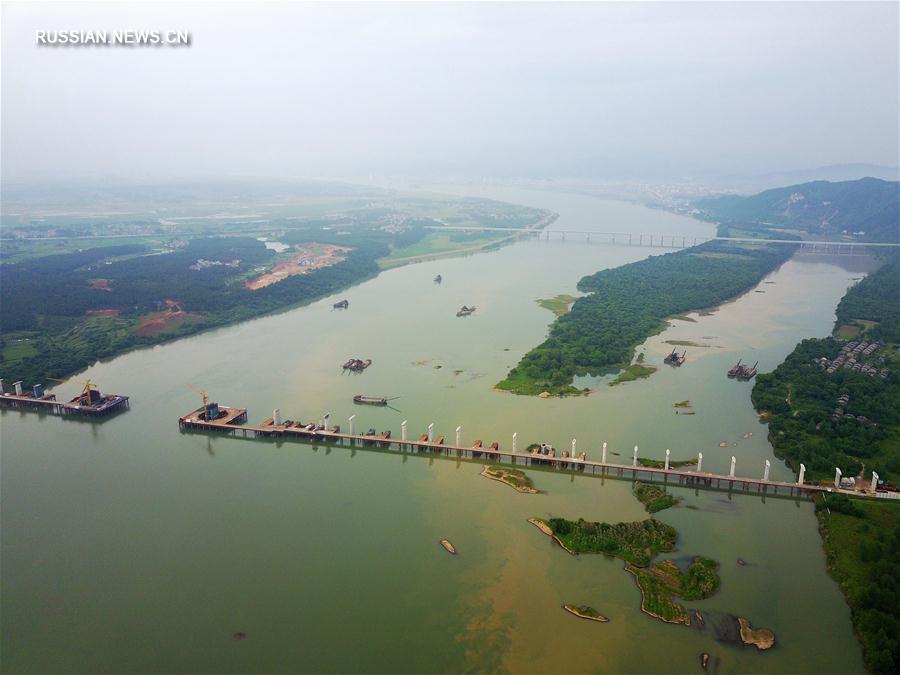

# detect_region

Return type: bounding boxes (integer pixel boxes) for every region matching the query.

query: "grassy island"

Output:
[536,294,578,317]
[633,482,680,513]
[481,465,541,493]
[609,363,657,386]
[636,457,697,470]
[626,557,721,625]
[563,605,609,622]
[496,240,795,396]
[540,517,677,567]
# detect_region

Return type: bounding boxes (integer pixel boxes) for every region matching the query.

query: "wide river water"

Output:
[1,186,873,673]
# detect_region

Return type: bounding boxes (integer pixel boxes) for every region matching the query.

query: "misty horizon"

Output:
[2,1,899,184]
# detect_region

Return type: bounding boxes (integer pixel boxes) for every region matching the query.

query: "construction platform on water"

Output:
[0,379,129,418]
[178,403,873,500]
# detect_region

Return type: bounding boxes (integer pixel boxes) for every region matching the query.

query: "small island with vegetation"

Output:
[563,605,609,622]
[633,482,680,513]
[528,513,776,645]
[533,516,677,566]
[481,465,542,493]
[609,352,656,386]
[536,294,578,317]
[625,557,720,625]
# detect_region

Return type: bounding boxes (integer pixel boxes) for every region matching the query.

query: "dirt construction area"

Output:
[244,243,351,290]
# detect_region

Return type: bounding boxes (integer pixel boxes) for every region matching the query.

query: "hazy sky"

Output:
[2,1,898,181]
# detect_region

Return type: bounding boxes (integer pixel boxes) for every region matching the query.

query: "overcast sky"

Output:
[2,1,898,182]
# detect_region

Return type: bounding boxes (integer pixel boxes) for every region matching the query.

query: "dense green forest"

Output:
[834,258,900,343]
[751,260,900,482]
[816,495,900,675]
[497,240,795,395]
[694,177,900,242]
[0,229,420,388]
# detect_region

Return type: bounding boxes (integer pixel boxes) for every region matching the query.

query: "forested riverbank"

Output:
[497,240,795,395]
[751,258,900,674]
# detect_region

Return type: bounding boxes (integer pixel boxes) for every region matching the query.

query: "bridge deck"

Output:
[178,406,868,499]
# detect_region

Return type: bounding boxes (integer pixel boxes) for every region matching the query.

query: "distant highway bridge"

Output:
[426,225,900,254]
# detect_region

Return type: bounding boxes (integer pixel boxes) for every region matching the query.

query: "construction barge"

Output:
[727,360,759,380]
[0,379,129,418]
[663,349,686,366]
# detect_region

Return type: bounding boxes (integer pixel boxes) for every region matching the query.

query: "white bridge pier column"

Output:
[729,456,736,478]
[798,463,806,485]
[456,426,462,447]
[401,420,408,443]
[512,432,517,453]
[633,445,639,468]
[571,439,577,457]
[763,460,771,481]
[697,452,703,473]
[273,408,282,426]
[427,423,434,442]
[834,467,842,489]
[601,442,607,464]
[348,414,355,436]
[871,472,879,493]
[664,449,670,471]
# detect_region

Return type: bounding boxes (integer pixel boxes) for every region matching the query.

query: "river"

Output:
[0,186,870,673]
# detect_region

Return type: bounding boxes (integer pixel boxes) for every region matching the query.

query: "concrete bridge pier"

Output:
[834,467,842,488]
[512,432,517,453]
[601,441,607,464]
[798,463,805,485]
[633,445,639,468]
[456,426,462,447]
[730,456,736,477]
[763,460,771,481]
[348,414,355,438]
[665,448,670,471]
[401,420,408,447]
[428,422,434,442]
[697,452,703,473]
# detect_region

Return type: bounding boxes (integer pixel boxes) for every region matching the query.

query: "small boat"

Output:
[380,430,392,447]
[434,274,442,283]
[456,305,476,317]
[727,360,743,378]
[440,539,457,554]
[343,358,372,371]
[353,394,388,406]
[333,299,349,309]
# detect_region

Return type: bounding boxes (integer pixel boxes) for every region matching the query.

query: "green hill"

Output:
[695,177,899,242]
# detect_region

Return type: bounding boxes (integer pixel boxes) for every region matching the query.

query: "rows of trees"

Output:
[497,240,796,394]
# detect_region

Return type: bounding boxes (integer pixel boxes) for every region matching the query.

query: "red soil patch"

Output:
[88,279,113,292]
[135,308,204,336]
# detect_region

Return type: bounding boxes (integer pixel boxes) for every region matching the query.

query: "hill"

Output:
[695,178,899,242]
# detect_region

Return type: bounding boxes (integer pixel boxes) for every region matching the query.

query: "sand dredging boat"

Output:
[727,360,758,380]
[353,394,388,406]
[342,358,372,372]
[663,348,686,366]
[456,305,476,317]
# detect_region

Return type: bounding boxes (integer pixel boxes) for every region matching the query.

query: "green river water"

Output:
[1,186,872,673]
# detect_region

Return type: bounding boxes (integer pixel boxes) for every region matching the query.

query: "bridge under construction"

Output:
[178,402,881,501]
